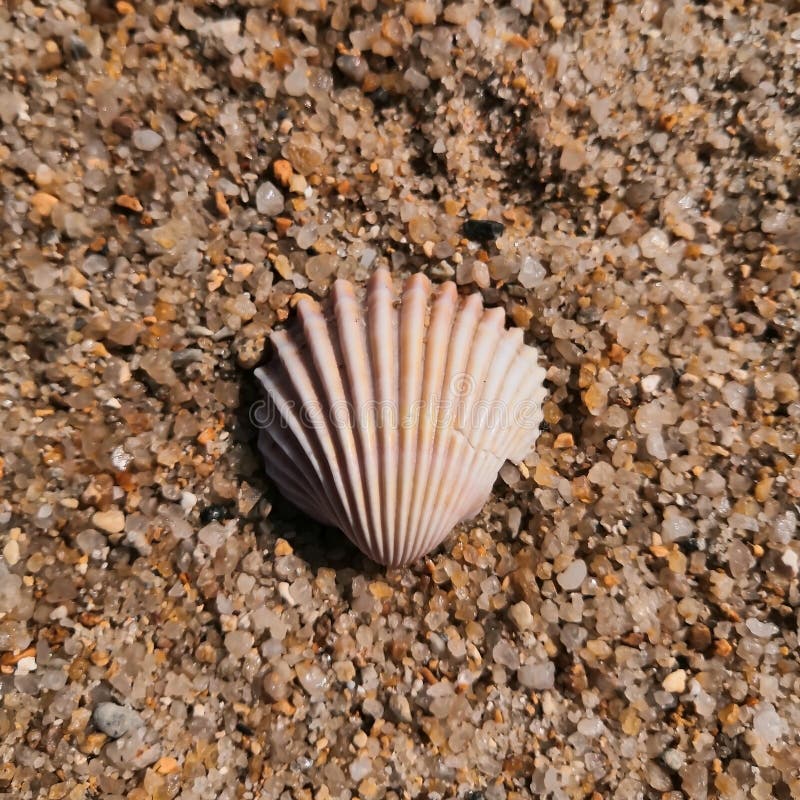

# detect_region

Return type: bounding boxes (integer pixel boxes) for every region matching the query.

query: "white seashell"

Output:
[254,269,547,567]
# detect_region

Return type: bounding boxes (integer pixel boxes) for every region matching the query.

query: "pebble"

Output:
[2,539,20,567]
[224,630,253,658]
[745,618,778,639]
[131,129,163,151]
[661,508,693,543]
[638,229,670,258]
[559,139,586,171]
[508,601,533,631]
[517,661,555,690]
[516,257,545,289]
[556,559,587,592]
[752,702,787,745]
[462,219,504,242]
[662,669,687,693]
[30,191,59,217]
[92,702,143,739]
[389,694,413,723]
[255,181,284,216]
[284,64,308,96]
[91,509,125,534]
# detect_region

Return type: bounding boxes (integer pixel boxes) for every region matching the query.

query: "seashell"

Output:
[254,269,547,567]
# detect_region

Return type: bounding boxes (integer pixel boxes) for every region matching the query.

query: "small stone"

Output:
[663,749,686,772]
[272,159,293,186]
[463,219,504,242]
[638,229,670,258]
[132,129,163,151]
[389,693,412,723]
[224,630,253,659]
[111,115,136,138]
[506,507,522,536]
[517,256,545,288]
[91,508,125,534]
[492,640,520,669]
[92,702,142,739]
[556,559,587,592]
[71,287,92,308]
[305,254,336,281]
[284,64,309,96]
[31,192,59,217]
[662,669,687,693]
[115,194,143,213]
[752,702,787,745]
[508,601,533,631]
[560,139,586,171]
[583,382,607,415]
[405,0,436,24]
[687,624,711,651]
[661,508,693,543]
[349,757,373,783]
[336,55,368,84]
[408,216,436,244]
[296,660,329,698]
[274,538,293,557]
[681,763,708,799]
[517,661,555,690]
[625,180,656,208]
[718,703,740,726]
[2,539,20,567]
[255,181,284,216]
[745,617,778,639]
[215,191,230,216]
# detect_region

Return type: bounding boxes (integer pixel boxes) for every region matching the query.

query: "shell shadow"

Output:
[235,368,382,576]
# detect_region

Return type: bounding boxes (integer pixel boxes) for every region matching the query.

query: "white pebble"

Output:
[752,702,787,745]
[517,256,546,289]
[517,661,554,690]
[132,129,163,151]
[661,508,693,543]
[557,559,587,592]
[638,229,669,258]
[284,64,308,97]
[256,181,284,216]
[93,702,143,739]
[745,618,778,639]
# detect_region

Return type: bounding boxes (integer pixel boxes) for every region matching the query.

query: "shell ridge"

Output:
[424,306,506,547]
[496,352,547,463]
[332,280,385,563]
[415,293,485,559]
[321,290,375,558]
[404,281,459,563]
[270,322,364,550]
[367,270,399,563]
[439,339,543,531]
[453,329,526,458]
[395,273,432,565]
[298,299,374,558]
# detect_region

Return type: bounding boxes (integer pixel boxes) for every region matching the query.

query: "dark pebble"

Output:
[111,115,137,139]
[367,87,392,110]
[463,219,505,242]
[200,504,230,524]
[688,623,712,651]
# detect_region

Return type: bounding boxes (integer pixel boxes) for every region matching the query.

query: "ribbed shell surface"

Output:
[254,270,547,567]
